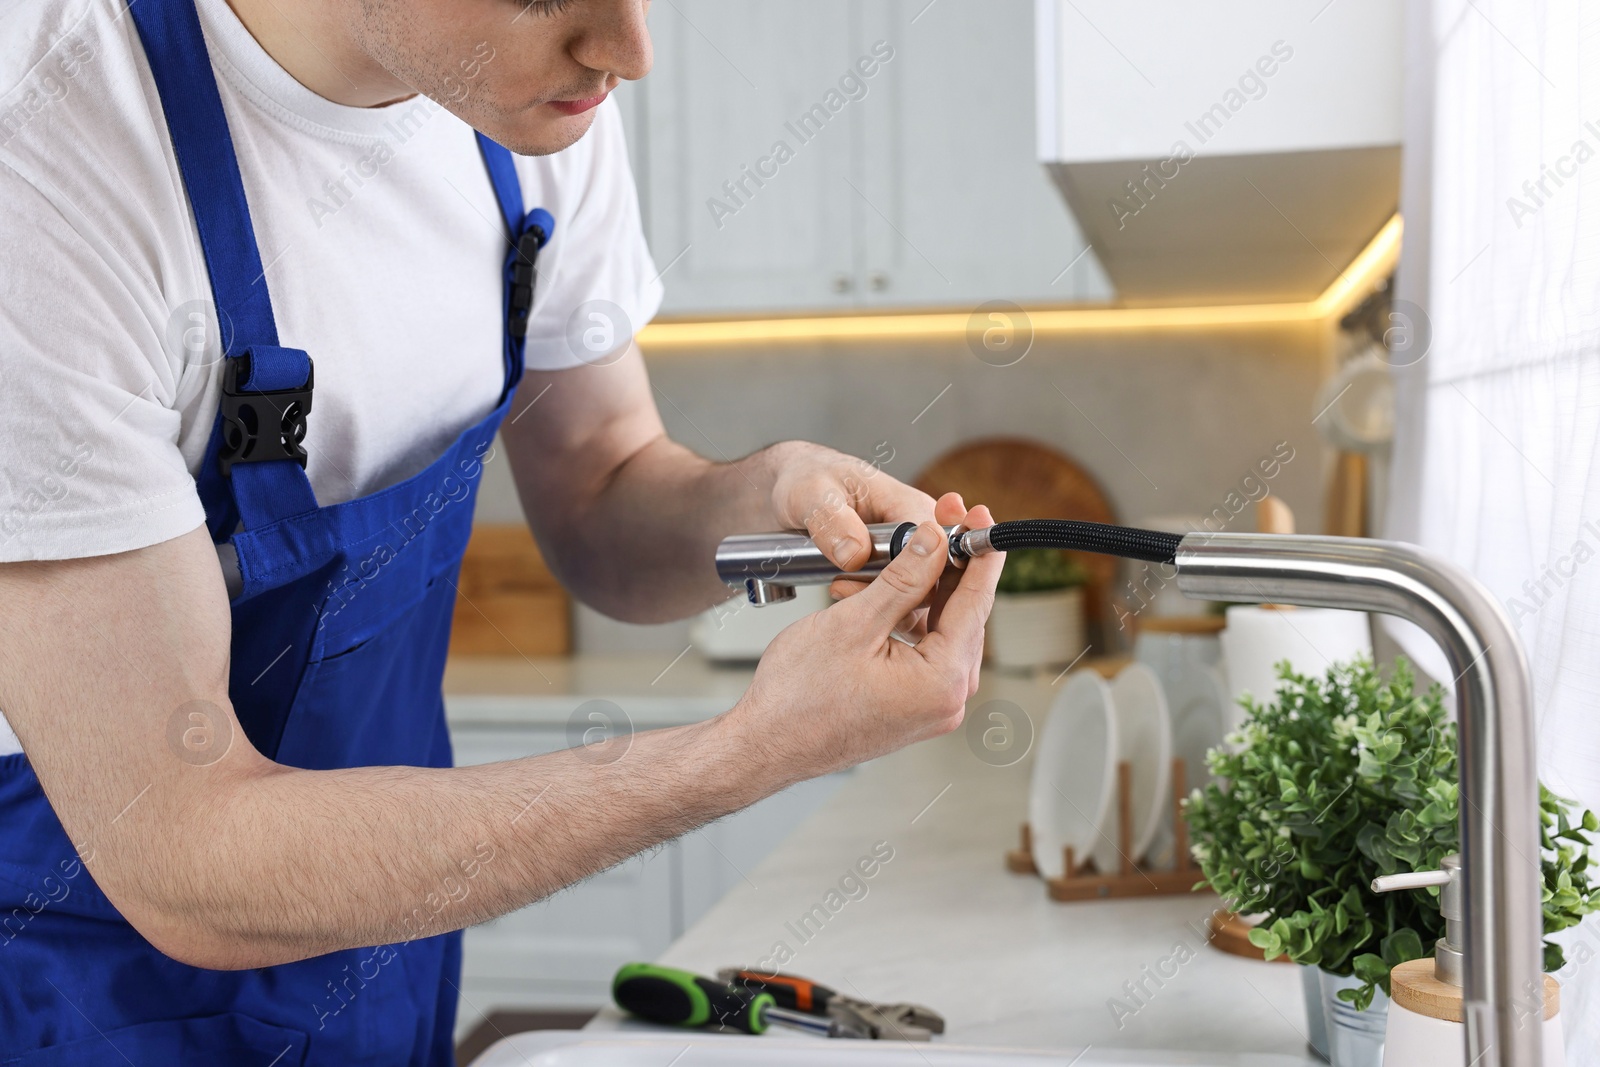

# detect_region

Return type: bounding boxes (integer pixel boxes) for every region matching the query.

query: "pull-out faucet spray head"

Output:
[715,522,968,606]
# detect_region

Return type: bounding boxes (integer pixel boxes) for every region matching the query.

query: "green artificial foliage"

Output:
[994,548,1089,595]
[1183,656,1600,1011]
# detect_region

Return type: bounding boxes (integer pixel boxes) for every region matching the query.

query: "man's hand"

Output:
[767,440,950,573]
[726,507,1003,784]
[767,443,971,637]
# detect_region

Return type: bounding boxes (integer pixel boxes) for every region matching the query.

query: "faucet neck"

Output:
[1174,532,1542,1067]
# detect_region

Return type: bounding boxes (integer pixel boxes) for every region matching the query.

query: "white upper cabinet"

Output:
[1036,0,1402,164]
[852,0,1110,309]
[627,0,859,314]
[620,0,1110,317]
[1034,0,1402,304]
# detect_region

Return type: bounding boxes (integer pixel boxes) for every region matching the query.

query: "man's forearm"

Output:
[123,709,785,970]
[506,352,899,624]
[1,529,795,972]
[526,433,793,622]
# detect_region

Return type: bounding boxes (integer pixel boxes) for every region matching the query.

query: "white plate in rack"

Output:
[1142,661,1228,868]
[1028,670,1117,880]
[1168,661,1229,795]
[1092,663,1172,874]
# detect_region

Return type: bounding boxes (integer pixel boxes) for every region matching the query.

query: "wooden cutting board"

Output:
[450,524,571,657]
[915,438,1118,636]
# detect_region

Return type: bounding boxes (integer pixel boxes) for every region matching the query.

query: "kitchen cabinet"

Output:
[446,701,845,1032]
[1035,0,1401,303]
[615,0,1109,316]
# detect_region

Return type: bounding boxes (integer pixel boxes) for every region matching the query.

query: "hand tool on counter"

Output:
[611,962,855,1038]
[718,967,945,1041]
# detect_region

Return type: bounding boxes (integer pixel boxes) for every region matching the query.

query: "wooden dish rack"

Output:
[1006,756,1198,901]
[1005,756,1283,963]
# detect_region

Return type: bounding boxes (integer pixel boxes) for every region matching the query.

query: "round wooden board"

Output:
[915,438,1119,634]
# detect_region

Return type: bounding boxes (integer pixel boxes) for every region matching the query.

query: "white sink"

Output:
[469,1031,1314,1066]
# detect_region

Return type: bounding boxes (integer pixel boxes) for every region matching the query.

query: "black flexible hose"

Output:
[983,519,1182,565]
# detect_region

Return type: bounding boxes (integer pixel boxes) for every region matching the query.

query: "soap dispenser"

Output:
[1372,856,1564,1066]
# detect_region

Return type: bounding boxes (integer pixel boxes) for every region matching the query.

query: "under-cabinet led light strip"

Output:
[635,214,1401,349]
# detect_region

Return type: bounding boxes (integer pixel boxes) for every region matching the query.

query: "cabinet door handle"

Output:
[832,273,854,293]
[868,271,889,292]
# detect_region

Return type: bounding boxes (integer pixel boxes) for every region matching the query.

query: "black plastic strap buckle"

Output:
[508,221,550,340]
[218,351,314,477]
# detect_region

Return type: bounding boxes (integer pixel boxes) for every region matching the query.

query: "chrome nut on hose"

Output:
[949,524,992,564]
[888,521,974,569]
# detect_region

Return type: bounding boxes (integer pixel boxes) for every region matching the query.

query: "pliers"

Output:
[717,968,946,1041]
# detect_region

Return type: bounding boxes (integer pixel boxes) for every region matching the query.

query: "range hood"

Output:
[1036,0,1402,305]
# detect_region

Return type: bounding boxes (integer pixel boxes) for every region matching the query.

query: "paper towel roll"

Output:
[1220,605,1372,730]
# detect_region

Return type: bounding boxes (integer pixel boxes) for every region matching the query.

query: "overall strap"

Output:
[130,0,317,535]
[475,132,554,404]
[476,132,525,235]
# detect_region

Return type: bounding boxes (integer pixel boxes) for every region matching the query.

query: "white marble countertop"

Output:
[578,668,1320,1061]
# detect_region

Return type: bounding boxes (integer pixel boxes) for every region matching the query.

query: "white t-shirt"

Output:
[0,0,663,752]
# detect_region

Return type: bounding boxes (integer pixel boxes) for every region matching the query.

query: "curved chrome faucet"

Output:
[1175,533,1541,1067]
[713,524,1545,1066]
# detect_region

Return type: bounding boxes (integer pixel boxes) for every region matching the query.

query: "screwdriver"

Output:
[719,968,840,1014]
[612,962,847,1038]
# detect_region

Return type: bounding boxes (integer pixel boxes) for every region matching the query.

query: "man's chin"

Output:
[482,108,599,157]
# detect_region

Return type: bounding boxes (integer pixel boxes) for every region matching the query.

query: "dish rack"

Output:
[1005,757,1196,901]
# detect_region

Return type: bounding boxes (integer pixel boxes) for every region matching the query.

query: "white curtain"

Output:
[1390,0,1600,1057]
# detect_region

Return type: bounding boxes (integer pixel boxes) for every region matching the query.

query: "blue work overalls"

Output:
[0,0,553,1061]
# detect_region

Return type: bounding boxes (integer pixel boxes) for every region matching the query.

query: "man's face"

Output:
[355,0,652,155]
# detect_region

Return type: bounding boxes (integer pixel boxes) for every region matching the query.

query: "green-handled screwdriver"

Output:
[612,963,849,1038]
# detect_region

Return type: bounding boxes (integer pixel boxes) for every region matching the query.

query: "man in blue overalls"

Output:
[0,0,1003,1062]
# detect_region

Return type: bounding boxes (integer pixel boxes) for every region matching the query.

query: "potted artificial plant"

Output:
[1184,657,1598,1067]
[984,547,1089,670]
